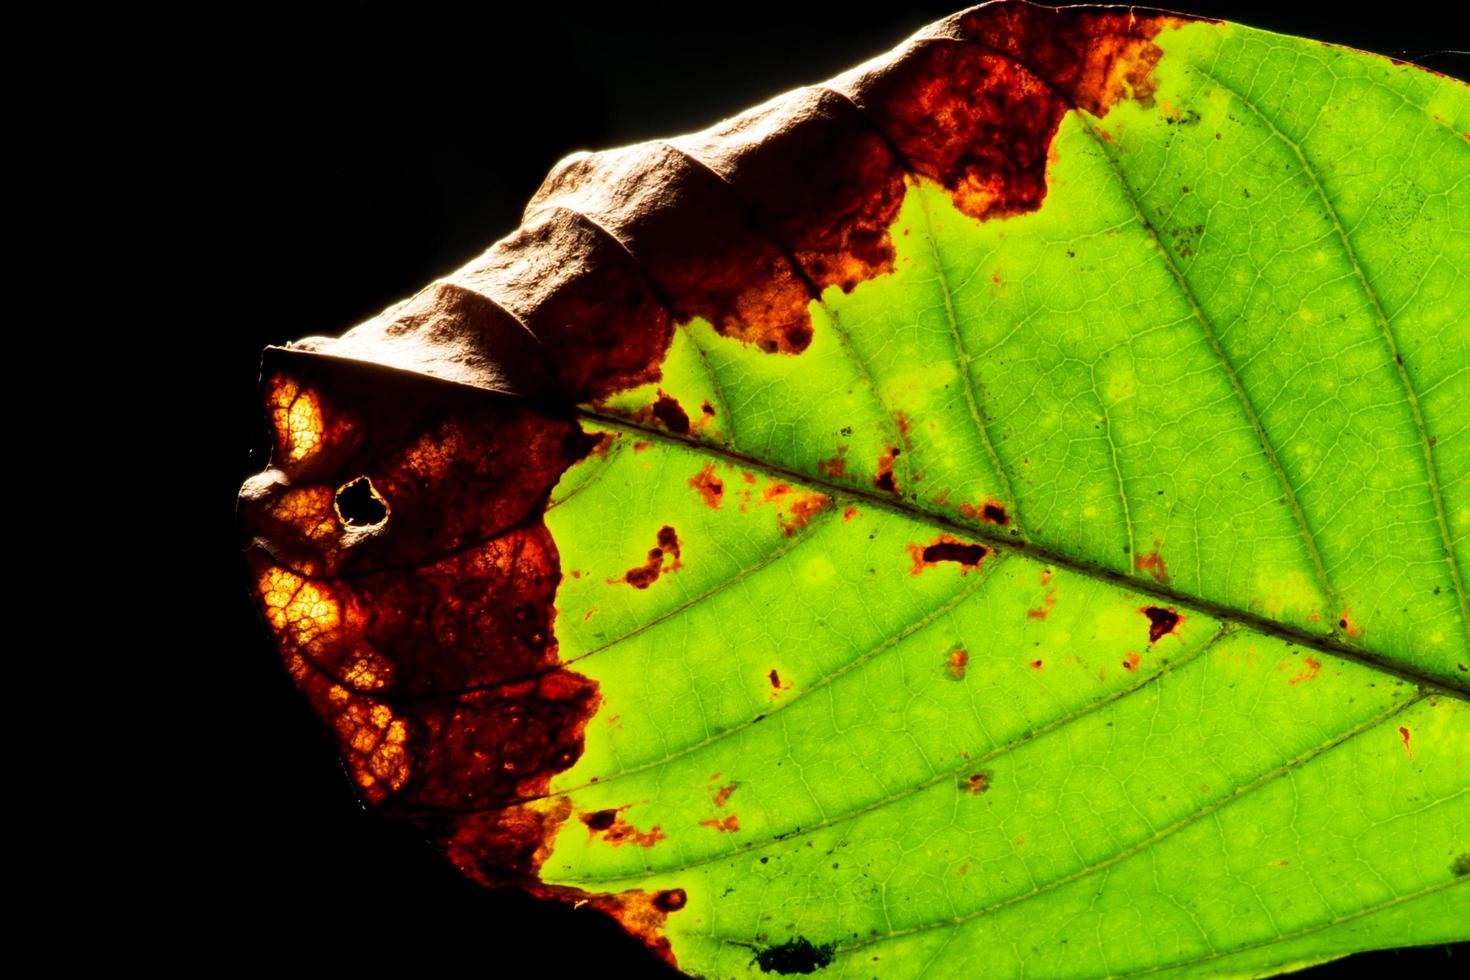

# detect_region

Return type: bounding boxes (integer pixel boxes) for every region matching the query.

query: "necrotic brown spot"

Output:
[583,809,618,832]
[961,771,991,795]
[700,815,741,832]
[653,889,688,913]
[1136,540,1169,583]
[690,464,725,508]
[651,393,691,433]
[908,535,988,574]
[923,542,986,565]
[620,526,683,589]
[874,447,901,494]
[1142,606,1180,643]
[754,937,837,975]
[946,647,969,681]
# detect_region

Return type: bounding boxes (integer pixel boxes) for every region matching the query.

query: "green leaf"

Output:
[241,2,1470,977]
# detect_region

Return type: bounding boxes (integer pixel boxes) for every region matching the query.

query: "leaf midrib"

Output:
[581,409,1469,699]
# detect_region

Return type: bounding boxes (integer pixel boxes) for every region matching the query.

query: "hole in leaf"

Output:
[334,476,389,528]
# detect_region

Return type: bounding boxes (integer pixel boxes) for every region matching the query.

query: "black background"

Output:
[196,3,1465,974]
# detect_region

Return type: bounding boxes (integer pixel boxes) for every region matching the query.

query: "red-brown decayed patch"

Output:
[245,356,604,895]
[909,534,990,574]
[247,357,596,579]
[845,38,1070,222]
[961,771,992,795]
[713,783,738,808]
[1288,656,1322,686]
[1030,659,1044,671]
[1399,726,1413,759]
[947,647,969,680]
[582,807,668,849]
[650,392,691,434]
[759,481,833,534]
[690,463,725,509]
[959,499,1011,526]
[953,3,1185,115]
[817,447,849,478]
[1027,587,1057,620]
[1141,605,1182,643]
[619,525,684,589]
[700,815,742,833]
[1339,609,1364,639]
[694,400,718,431]
[1122,651,1141,672]
[586,431,614,457]
[842,505,860,522]
[874,446,902,494]
[1137,542,1170,584]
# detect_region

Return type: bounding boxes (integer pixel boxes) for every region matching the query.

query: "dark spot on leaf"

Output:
[874,447,901,494]
[690,464,724,509]
[620,525,682,589]
[334,476,389,528]
[754,937,837,975]
[583,809,618,832]
[1030,659,1044,671]
[584,807,666,849]
[922,541,986,565]
[960,771,991,795]
[1452,854,1470,877]
[1142,606,1180,643]
[651,393,690,433]
[769,668,782,688]
[653,889,688,913]
[908,535,990,574]
[958,499,1009,526]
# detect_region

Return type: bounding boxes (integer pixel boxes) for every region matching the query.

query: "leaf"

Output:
[239,2,1470,976]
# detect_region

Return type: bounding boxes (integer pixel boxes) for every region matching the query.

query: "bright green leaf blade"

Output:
[529,15,1470,979]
